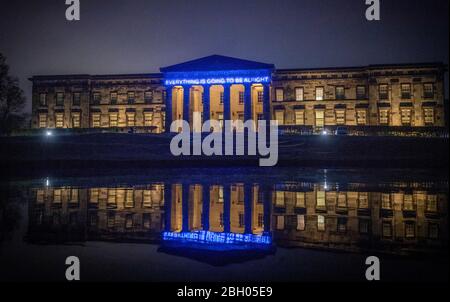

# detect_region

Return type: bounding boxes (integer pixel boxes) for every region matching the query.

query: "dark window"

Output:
[56,92,64,106]
[423,83,434,98]
[379,84,388,100]
[401,83,411,99]
[144,91,153,104]
[219,92,224,104]
[127,92,135,104]
[72,93,81,106]
[110,92,118,105]
[238,213,244,228]
[356,86,366,99]
[238,91,244,104]
[39,93,47,106]
[92,93,101,105]
[335,86,345,100]
[257,91,263,103]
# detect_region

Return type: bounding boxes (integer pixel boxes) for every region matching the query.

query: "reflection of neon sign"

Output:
[165,76,270,86]
[162,230,272,245]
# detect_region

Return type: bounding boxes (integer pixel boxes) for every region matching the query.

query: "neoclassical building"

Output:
[30,55,447,132]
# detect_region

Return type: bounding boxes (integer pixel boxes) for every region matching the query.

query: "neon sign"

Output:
[162,230,272,245]
[164,76,270,86]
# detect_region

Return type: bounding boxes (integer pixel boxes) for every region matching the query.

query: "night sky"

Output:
[0,0,448,113]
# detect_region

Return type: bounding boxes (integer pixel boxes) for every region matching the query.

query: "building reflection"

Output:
[28,180,448,256]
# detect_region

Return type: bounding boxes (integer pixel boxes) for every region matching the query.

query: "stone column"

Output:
[203,85,211,128]
[244,84,252,122]
[165,87,172,133]
[223,84,231,124]
[244,183,253,234]
[182,184,189,232]
[263,84,271,122]
[202,184,210,231]
[182,86,190,127]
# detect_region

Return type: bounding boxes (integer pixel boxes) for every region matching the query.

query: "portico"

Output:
[161,55,274,132]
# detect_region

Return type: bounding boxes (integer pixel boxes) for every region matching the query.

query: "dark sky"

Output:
[0,0,448,113]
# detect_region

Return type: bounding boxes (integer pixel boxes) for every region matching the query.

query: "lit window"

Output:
[382,222,392,237]
[356,110,367,125]
[144,112,153,127]
[126,112,135,127]
[337,192,347,208]
[335,86,345,100]
[358,192,369,209]
[401,83,411,99]
[401,108,412,125]
[125,189,134,208]
[70,189,78,204]
[423,83,434,98]
[356,86,366,99]
[315,110,324,127]
[73,93,81,106]
[297,215,305,231]
[218,186,224,203]
[315,87,324,101]
[403,194,414,211]
[55,113,64,128]
[53,189,62,204]
[405,222,415,238]
[107,189,117,206]
[143,190,152,207]
[275,191,285,207]
[258,213,264,228]
[317,215,325,231]
[379,109,389,125]
[426,195,438,212]
[294,110,304,125]
[109,113,118,127]
[39,113,47,128]
[335,109,346,125]
[91,113,101,127]
[316,191,326,208]
[423,108,434,125]
[296,192,305,208]
[275,88,284,102]
[56,93,64,106]
[39,93,47,106]
[275,110,284,125]
[71,112,80,128]
[381,194,391,209]
[295,87,304,101]
[379,84,388,100]
[276,215,285,230]
[217,113,224,130]
[89,188,99,204]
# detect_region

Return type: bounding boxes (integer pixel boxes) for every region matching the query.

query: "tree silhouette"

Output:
[0,53,26,134]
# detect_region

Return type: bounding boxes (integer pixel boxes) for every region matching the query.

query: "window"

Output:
[379,84,388,100]
[379,109,389,125]
[219,92,224,104]
[315,111,324,127]
[423,83,434,98]
[358,192,369,209]
[56,93,64,106]
[296,192,305,207]
[426,195,438,212]
[217,113,224,129]
[337,192,347,208]
[38,113,47,128]
[275,110,284,125]
[144,112,153,127]
[73,93,81,106]
[238,212,244,228]
[315,87,324,101]
[275,88,284,102]
[107,189,117,206]
[335,109,345,125]
[92,93,101,105]
[53,189,62,204]
[276,216,285,230]
[316,191,326,208]
[337,218,347,233]
[297,215,305,231]
[275,191,285,207]
[144,91,153,103]
[382,222,392,237]
[404,222,415,238]
[400,108,412,125]
[401,83,411,99]
[359,219,369,234]
[89,188,99,204]
[110,92,118,105]
[109,113,118,127]
[127,92,135,104]
[238,91,244,104]
[423,108,434,125]
[71,112,80,128]
[317,215,325,231]
[126,112,135,126]
[91,113,101,127]
[125,189,134,208]
[403,194,414,211]
[294,110,304,125]
[335,86,345,100]
[143,190,152,207]
[257,213,264,228]
[381,194,391,209]
[55,113,64,128]
[356,110,367,125]
[39,93,47,106]
[356,86,366,99]
[295,87,304,101]
[218,186,224,203]
[257,91,263,103]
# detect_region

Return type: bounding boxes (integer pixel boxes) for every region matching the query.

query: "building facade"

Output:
[30,55,447,132]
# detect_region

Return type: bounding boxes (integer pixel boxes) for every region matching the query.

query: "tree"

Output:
[0,53,26,135]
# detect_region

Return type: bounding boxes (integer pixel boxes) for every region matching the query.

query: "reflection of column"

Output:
[182,184,189,232]
[244,84,252,122]
[183,86,190,126]
[223,84,231,123]
[164,183,172,231]
[202,184,210,231]
[165,87,173,132]
[263,84,271,122]
[223,185,231,233]
[263,186,271,234]
[244,183,253,234]
[203,85,211,129]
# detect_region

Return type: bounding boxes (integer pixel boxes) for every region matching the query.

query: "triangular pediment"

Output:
[160,55,274,73]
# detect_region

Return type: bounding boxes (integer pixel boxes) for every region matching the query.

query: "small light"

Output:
[45,177,50,187]
[46,131,52,136]
[321,130,328,135]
